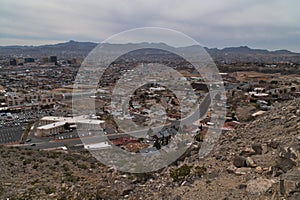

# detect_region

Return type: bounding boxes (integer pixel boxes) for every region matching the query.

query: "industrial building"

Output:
[36,115,105,137]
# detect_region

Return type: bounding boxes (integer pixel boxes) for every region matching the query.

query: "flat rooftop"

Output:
[40,115,104,124]
[38,121,66,130]
[38,115,105,130]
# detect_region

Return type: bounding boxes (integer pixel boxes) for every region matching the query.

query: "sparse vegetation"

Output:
[0,185,4,195]
[170,164,192,182]
[77,163,88,170]
[135,173,154,183]
[193,166,207,177]
[44,186,55,195]
[32,164,38,169]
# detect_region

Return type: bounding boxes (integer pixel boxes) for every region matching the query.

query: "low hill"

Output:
[1,41,300,63]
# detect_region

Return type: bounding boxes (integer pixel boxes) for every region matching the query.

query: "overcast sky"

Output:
[1,0,300,52]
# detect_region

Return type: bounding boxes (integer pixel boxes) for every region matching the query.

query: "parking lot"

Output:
[0,126,24,144]
[54,130,79,140]
[0,107,71,144]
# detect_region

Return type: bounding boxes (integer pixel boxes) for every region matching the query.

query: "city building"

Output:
[0,91,56,111]
[50,56,57,65]
[9,59,17,66]
[36,115,105,136]
[24,58,35,63]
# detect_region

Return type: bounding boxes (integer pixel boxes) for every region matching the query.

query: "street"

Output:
[16,94,212,150]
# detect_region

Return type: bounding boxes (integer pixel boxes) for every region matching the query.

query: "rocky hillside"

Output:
[126,98,300,200]
[0,98,299,199]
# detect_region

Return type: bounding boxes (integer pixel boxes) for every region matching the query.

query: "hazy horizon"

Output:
[0,39,299,53]
[1,0,300,52]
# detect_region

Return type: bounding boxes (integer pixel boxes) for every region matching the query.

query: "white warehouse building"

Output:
[36,115,105,137]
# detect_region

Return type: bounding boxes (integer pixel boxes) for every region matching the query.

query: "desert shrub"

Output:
[193,166,207,177]
[47,152,59,159]
[30,179,39,185]
[63,164,70,171]
[65,173,79,183]
[77,163,88,169]
[44,186,55,194]
[49,165,56,171]
[23,159,31,165]
[170,164,192,182]
[194,133,204,142]
[8,161,14,167]
[64,171,72,177]
[135,173,154,183]
[0,185,4,195]
[32,164,38,169]
[90,163,96,169]
[65,156,76,164]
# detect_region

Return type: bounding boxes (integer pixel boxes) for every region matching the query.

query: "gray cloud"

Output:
[0,0,300,51]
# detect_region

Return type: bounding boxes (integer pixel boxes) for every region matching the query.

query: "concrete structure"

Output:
[84,142,111,150]
[149,87,165,92]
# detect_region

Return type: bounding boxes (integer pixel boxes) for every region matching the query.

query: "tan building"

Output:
[0,91,56,111]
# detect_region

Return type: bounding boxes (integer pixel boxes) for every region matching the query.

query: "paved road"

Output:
[19,94,212,150]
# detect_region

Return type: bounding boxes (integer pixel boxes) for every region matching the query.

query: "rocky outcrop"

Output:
[280,167,300,197]
[233,156,246,168]
[278,144,300,169]
[246,178,277,195]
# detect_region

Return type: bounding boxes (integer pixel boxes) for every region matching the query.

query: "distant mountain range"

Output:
[1,40,300,63]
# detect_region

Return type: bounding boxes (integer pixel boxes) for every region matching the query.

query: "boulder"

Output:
[269,140,280,149]
[280,167,300,197]
[240,147,256,157]
[227,165,237,174]
[289,192,300,200]
[251,143,262,154]
[233,156,246,168]
[246,178,277,195]
[255,166,263,174]
[262,143,269,154]
[227,165,251,175]
[277,144,300,172]
[121,188,133,196]
[276,158,296,173]
[235,167,252,175]
[278,144,300,163]
[245,157,257,168]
